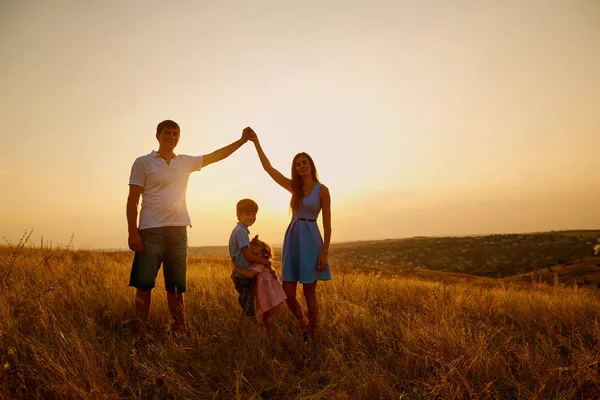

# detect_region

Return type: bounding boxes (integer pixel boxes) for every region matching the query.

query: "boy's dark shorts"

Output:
[129,226,187,293]
[232,276,255,317]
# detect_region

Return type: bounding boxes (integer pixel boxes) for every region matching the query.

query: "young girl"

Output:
[232,235,287,331]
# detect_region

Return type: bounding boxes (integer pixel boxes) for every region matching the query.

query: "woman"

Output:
[250,133,332,340]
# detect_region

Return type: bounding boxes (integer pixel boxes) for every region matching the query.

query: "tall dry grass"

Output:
[1,237,600,399]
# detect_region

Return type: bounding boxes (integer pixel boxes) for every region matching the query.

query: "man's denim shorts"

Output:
[129,226,188,293]
[232,276,255,317]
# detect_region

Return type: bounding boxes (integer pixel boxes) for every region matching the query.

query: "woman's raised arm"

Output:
[251,136,292,193]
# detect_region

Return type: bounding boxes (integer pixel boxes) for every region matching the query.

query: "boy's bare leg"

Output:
[135,289,152,336]
[167,291,187,332]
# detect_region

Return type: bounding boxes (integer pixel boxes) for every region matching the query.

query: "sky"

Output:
[1,0,599,249]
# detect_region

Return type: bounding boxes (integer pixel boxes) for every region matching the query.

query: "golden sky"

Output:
[1,0,599,249]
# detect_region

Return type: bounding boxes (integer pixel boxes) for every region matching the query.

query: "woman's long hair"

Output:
[290,152,320,211]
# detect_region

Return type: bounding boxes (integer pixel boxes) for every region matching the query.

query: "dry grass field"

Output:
[2,236,600,399]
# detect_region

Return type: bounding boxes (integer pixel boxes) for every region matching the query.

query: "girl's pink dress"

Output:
[249,263,287,314]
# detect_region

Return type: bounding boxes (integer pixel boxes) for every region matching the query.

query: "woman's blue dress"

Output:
[280,183,332,284]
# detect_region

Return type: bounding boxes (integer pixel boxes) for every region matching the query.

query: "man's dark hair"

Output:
[156,120,180,135]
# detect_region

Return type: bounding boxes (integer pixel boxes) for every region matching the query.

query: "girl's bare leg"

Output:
[262,304,282,338]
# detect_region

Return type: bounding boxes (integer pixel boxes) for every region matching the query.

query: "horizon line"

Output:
[82,228,600,252]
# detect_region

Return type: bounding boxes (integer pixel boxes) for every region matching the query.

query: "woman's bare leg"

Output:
[282,281,308,337]
[303,282,318,339]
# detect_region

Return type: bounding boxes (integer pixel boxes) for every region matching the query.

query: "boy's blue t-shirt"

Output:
[229,222,251,276]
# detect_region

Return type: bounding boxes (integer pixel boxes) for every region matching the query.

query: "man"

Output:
[126,119,253,336]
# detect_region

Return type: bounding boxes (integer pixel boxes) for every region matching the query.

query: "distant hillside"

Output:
[504,256,600,289]
[189,230,600,278]
[326,231,600,277]
[333,256,600,291]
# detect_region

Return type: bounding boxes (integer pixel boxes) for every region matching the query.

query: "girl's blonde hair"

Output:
[250,235,273,261]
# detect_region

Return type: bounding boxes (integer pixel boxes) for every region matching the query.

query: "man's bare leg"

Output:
[167,291,187,332]
[135,289,152,336]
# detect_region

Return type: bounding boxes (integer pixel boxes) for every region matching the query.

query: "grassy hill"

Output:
[505,256,600,289]
[2,241,600,398]
[190,230,600,278]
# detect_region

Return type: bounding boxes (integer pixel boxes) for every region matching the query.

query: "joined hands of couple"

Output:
[242,127,259,144]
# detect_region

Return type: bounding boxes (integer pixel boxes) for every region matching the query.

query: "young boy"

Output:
[229,198,272,324]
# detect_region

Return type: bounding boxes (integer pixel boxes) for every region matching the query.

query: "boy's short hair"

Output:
[236,198,258,218]
[156,119,180,135]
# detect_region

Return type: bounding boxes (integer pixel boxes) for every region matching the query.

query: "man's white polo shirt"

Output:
[129,151,204,230]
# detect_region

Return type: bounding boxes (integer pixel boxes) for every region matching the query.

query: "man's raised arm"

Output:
[201,127,254,167]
